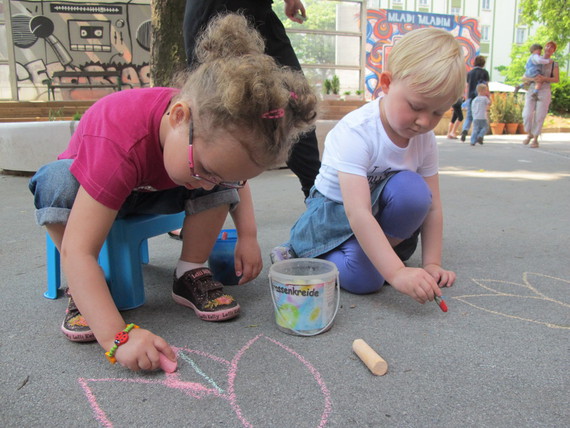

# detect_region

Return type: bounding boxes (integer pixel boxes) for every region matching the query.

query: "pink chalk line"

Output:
[78,334,332,427]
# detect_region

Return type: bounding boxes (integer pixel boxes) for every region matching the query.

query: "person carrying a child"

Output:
[29,13,317,371]
[271,27,463,305]
[469,83,491,146]
[522,41,559,148]
[514,44,553,98]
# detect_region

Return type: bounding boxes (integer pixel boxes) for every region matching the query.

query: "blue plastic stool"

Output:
[44,212,185,310]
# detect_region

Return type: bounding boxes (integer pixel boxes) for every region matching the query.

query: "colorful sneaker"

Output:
[269,244,297,264]
[172,268,240,321]
[61,289,95,342]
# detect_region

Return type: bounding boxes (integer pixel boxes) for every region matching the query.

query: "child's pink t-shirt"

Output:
[59,87,178,210]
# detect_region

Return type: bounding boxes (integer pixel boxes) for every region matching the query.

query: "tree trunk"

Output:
[150,0,187,87]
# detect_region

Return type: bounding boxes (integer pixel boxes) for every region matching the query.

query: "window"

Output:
[481,25,490,42]
[482,0,491,10]
[451,7,461,15]
[516,28,526,44]
[419,0,429,6]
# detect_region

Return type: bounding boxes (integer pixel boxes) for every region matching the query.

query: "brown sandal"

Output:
[529,136,539,148]
[523,134,533,145]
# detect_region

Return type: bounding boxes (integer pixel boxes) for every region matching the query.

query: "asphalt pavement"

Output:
[1,133,569,427]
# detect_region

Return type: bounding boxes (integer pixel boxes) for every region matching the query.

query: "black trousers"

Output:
[184,0,321,197]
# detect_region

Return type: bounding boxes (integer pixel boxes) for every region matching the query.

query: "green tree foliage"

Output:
[519,0,570,46]
[497,27,570,115]
[272,0,338,84]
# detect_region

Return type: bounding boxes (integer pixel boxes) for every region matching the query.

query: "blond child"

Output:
[272,28,465,305]
[29,13,317,371]
[470,83,491,145]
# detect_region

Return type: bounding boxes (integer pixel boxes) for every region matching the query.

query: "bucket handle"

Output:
[268,272,341,337]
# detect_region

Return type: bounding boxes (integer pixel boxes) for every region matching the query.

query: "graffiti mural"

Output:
[9,0,152,100]
[366,9,480,99]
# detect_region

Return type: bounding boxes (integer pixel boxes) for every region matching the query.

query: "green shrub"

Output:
[550,72,570,114]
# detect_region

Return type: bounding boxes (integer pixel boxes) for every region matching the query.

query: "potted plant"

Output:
[504,93,519,134]
[331,75,340,96]
[322,78,339,100]
[489,94,506,135]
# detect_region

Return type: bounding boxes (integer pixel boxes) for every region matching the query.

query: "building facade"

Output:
[0,0,562,101]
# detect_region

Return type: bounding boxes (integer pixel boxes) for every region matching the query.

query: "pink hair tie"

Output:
[290,91,298,100]
[261,108,285,119]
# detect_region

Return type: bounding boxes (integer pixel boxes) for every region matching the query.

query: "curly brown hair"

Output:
[173,13,318,168]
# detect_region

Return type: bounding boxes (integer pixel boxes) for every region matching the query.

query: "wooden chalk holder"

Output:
[352,339,388,376]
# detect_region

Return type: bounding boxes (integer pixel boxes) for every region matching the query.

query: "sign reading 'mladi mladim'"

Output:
[386,9,454,30]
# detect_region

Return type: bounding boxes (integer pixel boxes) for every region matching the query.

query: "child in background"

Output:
[447,97,464,139]
[29,13,317,371]
[272,27,464,304]
[470,83,491,146]
[514,44,553,98]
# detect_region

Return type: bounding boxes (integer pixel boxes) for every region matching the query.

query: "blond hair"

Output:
[173,13,318,168]
[386,27,466,102]
[476,83,488,95]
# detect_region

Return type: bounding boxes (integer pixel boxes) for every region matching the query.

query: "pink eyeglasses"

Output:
[187,119,246,189]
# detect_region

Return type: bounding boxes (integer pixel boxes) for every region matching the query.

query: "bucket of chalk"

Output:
[208,229,240,286]
[268,258,340,336]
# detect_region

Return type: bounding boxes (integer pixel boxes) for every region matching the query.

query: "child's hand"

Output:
[423,263,456,288]
[113,328,175,371]
[389,267,442,304]
[234,236,262,285]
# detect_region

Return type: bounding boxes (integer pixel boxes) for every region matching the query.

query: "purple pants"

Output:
[319,171,432,294]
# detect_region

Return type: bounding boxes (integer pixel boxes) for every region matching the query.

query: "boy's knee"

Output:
[338,262,384,294]
[385,171,432,212]
[29,160,78,208]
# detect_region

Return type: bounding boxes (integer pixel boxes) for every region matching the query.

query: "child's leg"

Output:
[180,204,229,265]
[375,171,432,245]
[320,171,431,294]
[28,159,95,341]
[480,120,488,141]
[320,236,384,294]
[29,159,79,247]
[470,120,481,144]
[172,189,241,321]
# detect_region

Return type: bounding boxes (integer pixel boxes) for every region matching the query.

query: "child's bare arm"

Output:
[339,172,442,303]
[229,183,262,284]
[418,174,456,287]
[62,187,175,370]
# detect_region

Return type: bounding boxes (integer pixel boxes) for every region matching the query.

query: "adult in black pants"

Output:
[184,0,321,198]
[460,55,490,142]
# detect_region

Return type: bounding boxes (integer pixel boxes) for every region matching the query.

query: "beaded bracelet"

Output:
[105,323,139,364]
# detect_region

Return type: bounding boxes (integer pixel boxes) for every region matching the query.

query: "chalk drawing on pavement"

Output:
[453,272,570,330]
[78,334,332,427]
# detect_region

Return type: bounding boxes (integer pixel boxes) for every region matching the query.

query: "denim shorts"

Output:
[29,159,240,226]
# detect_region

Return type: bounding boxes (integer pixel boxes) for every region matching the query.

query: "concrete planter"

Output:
[0,120,78,173]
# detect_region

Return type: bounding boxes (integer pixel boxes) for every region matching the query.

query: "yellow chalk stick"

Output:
[352,339,388,376]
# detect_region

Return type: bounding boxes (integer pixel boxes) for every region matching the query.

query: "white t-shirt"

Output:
[315,98,439,203]
[471,95,490,121]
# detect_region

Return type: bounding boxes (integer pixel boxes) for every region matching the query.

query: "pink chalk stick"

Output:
[159,353,178,373]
